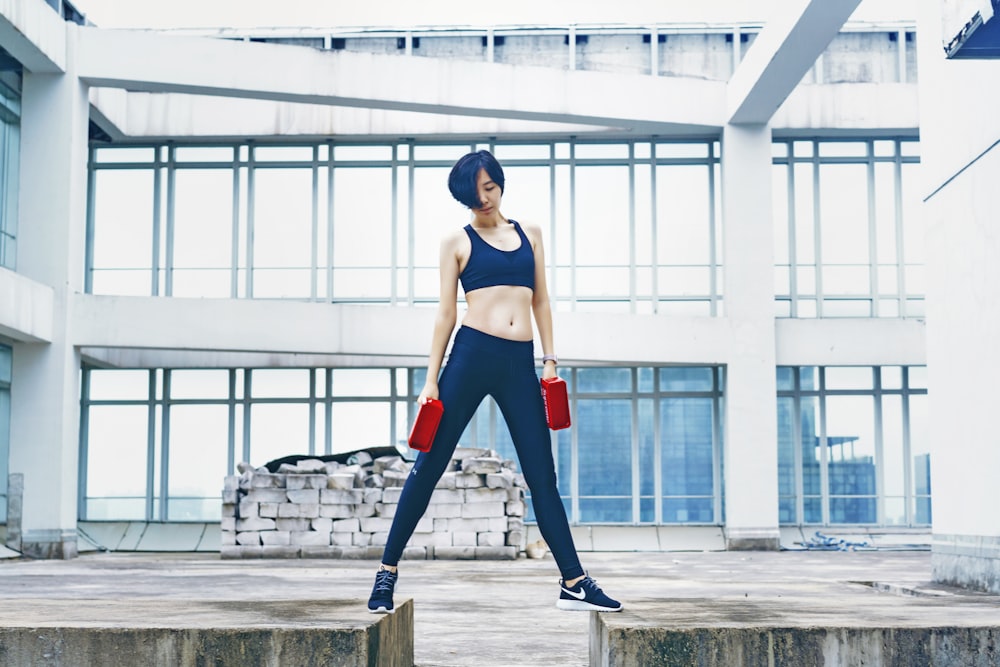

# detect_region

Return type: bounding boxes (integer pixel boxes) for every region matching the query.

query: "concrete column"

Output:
[9,25,88,559]
[720,123,780,550]
[918,0,1000,593]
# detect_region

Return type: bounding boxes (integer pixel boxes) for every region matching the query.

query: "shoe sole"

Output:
[556,599,623,612]
[368,606,395,614]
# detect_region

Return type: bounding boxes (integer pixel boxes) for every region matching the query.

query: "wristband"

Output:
[542,354,558,365]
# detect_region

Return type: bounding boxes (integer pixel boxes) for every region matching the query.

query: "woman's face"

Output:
[474,168,502,217]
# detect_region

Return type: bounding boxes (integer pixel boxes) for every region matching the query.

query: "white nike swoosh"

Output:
[561,587,586,600]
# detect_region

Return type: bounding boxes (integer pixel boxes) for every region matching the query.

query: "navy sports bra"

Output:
[459,220,535,293]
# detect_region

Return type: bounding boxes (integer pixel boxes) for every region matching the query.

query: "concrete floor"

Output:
[0,549,998,666]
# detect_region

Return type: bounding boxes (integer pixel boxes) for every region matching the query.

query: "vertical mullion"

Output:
[901,367,914,526]
[569,143,577,310]
[785,151,798,316]
[78,368,91,520]
[653,368,662,524]
[146,370,157,522]
[325,369,333,456]
[159,370,171,522]
[227,369,236,475]
[327,143,336,304]
[631,368,640,523]
[628,143,637,313]
[713,367,724,524]
[867,142,879,316]
[308,369,317,457]
[708,147,719,316]
[650,151,659,312]
[164,146,176,297]
[894,144,907,317]
[310,146,319,301]
[812,146,823,318]
[819,368,830,524]
[151,149,163,296]
[390,144,399,304]
[245,145,256,299]
[873,368,885,525]
[230,147,240,299]
[407,143,415,305]
[792,370,805,525]
[570,368,579,523]
[548,145,558,304]
[242,370,252,465]
[84,147,97,293]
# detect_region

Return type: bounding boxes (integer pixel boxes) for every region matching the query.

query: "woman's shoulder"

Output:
[513,220,544,244]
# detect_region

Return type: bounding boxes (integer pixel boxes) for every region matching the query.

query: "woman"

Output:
[367,150,621,614]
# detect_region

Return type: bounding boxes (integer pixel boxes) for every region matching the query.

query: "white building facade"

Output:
[0,0,994,591]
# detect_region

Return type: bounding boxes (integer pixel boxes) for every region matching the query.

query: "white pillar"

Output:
[918,0,1000,592]
[9,25,88,559]
[721,123,780,550]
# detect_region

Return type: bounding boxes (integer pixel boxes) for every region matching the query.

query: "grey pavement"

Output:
[0,549,999,666]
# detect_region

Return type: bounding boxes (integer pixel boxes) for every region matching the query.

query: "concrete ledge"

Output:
[0,598,413,667]
[591,597,1000,667]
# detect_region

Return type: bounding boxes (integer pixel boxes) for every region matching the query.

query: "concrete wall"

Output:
[917,0,1000,592]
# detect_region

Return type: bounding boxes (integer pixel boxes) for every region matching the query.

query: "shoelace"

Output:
[373,570,397,594]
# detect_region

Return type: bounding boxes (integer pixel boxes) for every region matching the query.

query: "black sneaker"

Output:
[556,574,623,612]
[367,567,398,614]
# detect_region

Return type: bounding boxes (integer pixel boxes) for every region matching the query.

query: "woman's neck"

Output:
[470,211,506,228]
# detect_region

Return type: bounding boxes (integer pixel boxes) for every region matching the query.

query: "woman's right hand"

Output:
[418,382,439,405]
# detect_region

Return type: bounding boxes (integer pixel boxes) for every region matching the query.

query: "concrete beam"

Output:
[0,0,65,73]
[75,26,725,134]
[727,0,863,124]
[0,267,54,343]
[87,88,618,140]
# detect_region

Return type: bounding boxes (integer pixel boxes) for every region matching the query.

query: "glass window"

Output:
[90,169,156,295]
[660,367,713,392]
[88,370,150,401]
[577,367,631,393]
[331,369,390,397]
[661,397,714,523]
[169,370,230,400]
[85,405,149,520]
[575,165,629,267]
[172,169,234,297]
[251,369,310,398]
[167,404,228,520]
[249,403,310,466]
[577,398,632,522]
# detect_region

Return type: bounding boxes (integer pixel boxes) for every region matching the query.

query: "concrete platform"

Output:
[0,549,997,666]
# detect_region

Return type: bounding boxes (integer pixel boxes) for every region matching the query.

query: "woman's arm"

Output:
[418,231,462,403]
[526,223,558,380]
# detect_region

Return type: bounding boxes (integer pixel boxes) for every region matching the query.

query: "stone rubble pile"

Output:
[221,447,527,560]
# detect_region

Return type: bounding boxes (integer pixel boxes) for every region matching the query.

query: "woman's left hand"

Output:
[542,362,558,380]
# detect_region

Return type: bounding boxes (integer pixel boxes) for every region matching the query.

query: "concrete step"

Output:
[591,596,1000,667]
[0,598,412,667]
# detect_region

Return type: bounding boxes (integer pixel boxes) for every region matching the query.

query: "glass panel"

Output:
[819,163,869,265]
[333,167,392,267]
[575,166,629,265]
[818,142,868,157]
[825,367,873,390]
[170,370,229,400]
[501,166,550,234]
[331,369,390,397]
[577,367,631,393]
[412,145,471,161]
[881,395,905,525]
[660,367,714,392]
[333,145,393,161]
[94,147,156,163]
[577,399,632,522]
[332,402,391,452]
[907,366,927,389]
[173,169,233,297]
[660,397,714,507]
[777,396,797,523]
[250,369,311,398]
[88,370,150,401]
[254,146,313,162]
[900,162,924,267]
[174,147,234,162]
[574,143,629,159]
[826,395,876,523]
[793,163,815,264]
[909,393,931,524]
[800,396,821,513]
[881,367,902,390]
[491,144,551,160]
[656,165,711,265]
[91,170,155,272]
[252,169,312,269]
[655,143,710,158]
[873,163,898,265]
[167,404,229,520]
[249,403,310,466]
[776,367,795,391]
[638,398,654,496]
[772,164,790,265]
[86,405,149,520]
[412,167,458,275]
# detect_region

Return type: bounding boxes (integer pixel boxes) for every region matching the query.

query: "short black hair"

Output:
[448,150,505,209]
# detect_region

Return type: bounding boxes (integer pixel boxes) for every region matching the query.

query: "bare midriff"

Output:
[462,285,535,342]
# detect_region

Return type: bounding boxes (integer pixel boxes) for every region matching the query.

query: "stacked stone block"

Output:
[221,447,527,559]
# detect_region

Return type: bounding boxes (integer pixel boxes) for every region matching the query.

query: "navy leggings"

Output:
[381,325,585,581]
